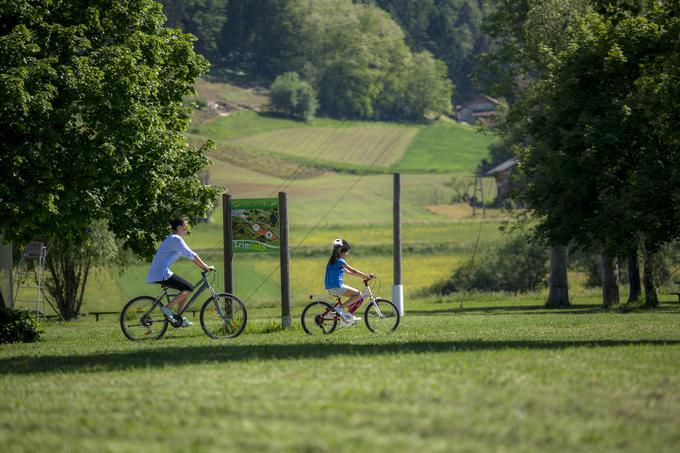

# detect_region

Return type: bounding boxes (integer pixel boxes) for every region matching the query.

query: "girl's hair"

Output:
[171,216,187,231]
[328,239,351,266]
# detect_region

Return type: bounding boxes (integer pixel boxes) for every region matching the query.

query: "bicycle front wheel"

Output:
[364,298,400,333]
[301,300,338,335]
[120,296,168,341]
[200,293,247,339]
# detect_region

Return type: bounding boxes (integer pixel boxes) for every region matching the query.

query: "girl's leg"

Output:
[340,286,361,308]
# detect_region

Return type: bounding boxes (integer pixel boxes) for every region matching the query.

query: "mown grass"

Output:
[2,299,680,452]
[228,125,418,168]
[191,109,496,176]
[393,120,498,173]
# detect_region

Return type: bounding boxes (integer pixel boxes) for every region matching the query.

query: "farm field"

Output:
[191,109,496,175]
[3,299,680,452]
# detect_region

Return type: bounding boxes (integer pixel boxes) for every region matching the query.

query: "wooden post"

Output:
[223,193,233,295]
[392,173,403,316]
[279,192,292,328]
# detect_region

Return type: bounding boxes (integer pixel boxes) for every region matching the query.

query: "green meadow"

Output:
[3,299,680,452]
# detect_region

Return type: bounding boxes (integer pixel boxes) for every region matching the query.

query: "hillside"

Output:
[76,80,506,311]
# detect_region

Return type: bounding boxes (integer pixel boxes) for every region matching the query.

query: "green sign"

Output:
[231,198,280,253]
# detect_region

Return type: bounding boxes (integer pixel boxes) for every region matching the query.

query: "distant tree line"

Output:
[356,1,495,103]
[159,0,499,120]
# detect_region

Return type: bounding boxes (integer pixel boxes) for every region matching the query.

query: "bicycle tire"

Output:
[364,298,400,333]
[120,296,169,341]
[301,300,338,335]
[200,293,247,339]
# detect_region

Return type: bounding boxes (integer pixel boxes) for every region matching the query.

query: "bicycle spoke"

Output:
[120,296,168,341]
[364,299,400,333]
[301,301,337,335]
[201,294,247,339]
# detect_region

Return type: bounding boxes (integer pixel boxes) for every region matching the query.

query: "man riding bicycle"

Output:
[146,217,214,327]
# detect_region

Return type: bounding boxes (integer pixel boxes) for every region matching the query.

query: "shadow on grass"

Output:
[2,339,680,376]
[411,304,603,316]
[411,302,680,317]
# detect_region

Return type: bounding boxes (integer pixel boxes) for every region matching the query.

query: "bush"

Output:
[269,72,317,121]
[430,234,548,294]
[0,305,41,344]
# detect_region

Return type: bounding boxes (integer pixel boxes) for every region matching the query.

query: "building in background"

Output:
[456,94,501,125]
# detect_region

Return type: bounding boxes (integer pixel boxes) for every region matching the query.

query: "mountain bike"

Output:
[120,270,247,340]
[301,276,400,335]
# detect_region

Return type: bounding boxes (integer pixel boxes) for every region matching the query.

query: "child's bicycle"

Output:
[301,276,400,335]
[120,270,247,340]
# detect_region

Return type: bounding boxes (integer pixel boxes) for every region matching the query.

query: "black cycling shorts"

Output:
[155,274,193,292]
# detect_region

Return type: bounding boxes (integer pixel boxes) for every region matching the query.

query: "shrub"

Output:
[269,72,317,121]
[0,306,41,344]
[430,234,548,294]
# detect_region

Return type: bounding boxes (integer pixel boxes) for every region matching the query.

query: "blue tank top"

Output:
[325,258,346,289]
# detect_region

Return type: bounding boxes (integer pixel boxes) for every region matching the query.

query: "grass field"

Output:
[191,109,496,175]
[2,299,680,452]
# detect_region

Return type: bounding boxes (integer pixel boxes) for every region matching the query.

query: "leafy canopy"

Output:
[0,0,221,257]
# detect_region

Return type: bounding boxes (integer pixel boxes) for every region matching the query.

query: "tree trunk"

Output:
[627,245,641,303]
[44,245,92,320]
[546,246,570,308]
[600,251,620,308]
[642,241,659,308]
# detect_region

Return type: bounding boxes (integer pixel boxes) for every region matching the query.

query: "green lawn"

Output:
[2,299,680,452]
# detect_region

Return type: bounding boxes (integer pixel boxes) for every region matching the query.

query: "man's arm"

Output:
[193,255,214,272]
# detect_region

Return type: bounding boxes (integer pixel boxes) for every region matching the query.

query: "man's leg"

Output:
[167,291,190,313]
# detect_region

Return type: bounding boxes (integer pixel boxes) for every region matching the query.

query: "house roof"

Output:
[486,158,518,175]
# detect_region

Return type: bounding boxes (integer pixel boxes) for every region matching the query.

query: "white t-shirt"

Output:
[145,234,197,283]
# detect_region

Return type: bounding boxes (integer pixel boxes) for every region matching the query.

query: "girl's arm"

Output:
[342,263,370,279]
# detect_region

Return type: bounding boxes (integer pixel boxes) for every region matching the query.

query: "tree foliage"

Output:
[269,72,317,121]
[170,0,453,120]
[430,234,548,294]
[160,0,228,60]
[0,0,221,259]
[481,0,680,307]
[358,0,495,102]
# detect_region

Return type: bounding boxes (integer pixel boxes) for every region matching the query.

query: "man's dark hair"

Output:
[171,217,187,231]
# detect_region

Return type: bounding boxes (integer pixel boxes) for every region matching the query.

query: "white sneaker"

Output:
[180,317,193,328]
[336,318,353,328]
[351,315,361,323]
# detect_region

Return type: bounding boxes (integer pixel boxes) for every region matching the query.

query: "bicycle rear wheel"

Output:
[301,300,338,335]
[364,298,400,333]
[200,293,247,339]
[120,296,168,341]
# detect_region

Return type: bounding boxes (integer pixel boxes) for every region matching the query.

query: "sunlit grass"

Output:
[2,300,680,452]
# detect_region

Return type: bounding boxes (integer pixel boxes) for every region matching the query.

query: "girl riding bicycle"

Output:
[325,238,373,325]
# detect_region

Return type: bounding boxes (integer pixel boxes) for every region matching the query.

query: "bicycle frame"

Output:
[148,271,222,318]
[315,278,386,320]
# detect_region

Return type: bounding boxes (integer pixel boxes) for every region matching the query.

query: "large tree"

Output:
[482,0,680,308]
[1,0,221,317]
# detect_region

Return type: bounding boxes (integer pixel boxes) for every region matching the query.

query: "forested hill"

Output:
[160,0,494,114]
[356,1,494,103]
